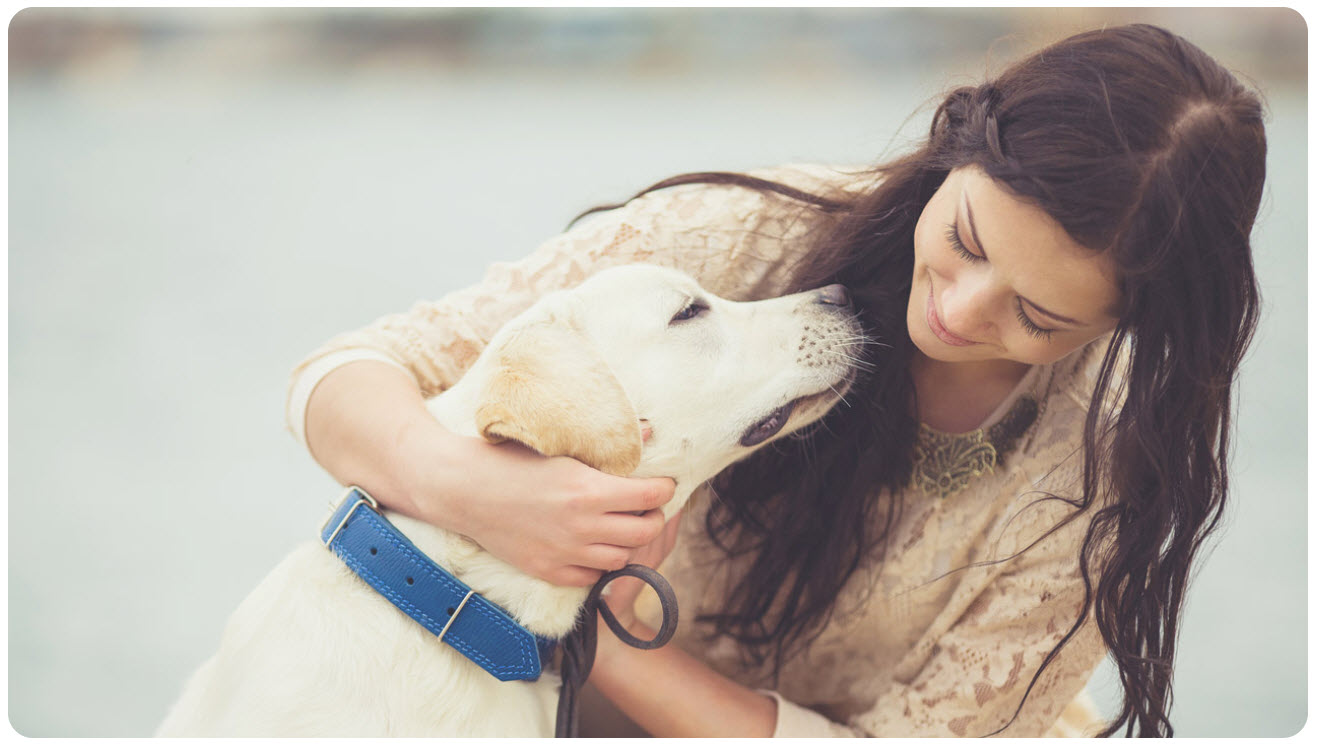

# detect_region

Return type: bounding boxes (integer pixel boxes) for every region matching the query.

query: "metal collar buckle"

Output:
[321,487,379,547]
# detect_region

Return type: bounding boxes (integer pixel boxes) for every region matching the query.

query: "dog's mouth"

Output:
[740,399,799,447]
[739,369,857,448]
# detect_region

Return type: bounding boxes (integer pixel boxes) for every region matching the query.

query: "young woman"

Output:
[288,24,1266,736]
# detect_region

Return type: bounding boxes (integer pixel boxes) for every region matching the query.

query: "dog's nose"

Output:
[813,284,852,309]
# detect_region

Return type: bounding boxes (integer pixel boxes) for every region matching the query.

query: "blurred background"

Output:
[7,6,1307,737]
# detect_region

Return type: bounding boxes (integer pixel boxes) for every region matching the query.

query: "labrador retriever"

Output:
[157,264,866,736]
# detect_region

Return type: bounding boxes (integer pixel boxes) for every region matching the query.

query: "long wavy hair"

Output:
[573,24,1266,736]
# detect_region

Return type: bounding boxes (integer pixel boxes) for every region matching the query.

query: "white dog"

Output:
[157,264,866,737]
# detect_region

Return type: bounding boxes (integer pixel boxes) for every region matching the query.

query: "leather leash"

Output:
[555,564,679,737]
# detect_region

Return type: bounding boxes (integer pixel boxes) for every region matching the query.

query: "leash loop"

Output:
[555,564,679,737]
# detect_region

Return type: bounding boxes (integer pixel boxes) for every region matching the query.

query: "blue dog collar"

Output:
[320,487,555,682]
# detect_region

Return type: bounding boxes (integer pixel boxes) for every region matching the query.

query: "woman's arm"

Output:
[302,357,675,587]
[591,616,778,737]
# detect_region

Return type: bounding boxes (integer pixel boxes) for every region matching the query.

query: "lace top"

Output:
[286,164,1115,737]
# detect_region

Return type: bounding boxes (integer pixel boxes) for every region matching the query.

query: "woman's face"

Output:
[908,166,1122,368]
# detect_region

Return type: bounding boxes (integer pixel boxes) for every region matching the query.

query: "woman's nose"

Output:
[942,280,996,337]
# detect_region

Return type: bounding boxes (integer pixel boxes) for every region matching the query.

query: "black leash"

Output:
[555,564,679,737]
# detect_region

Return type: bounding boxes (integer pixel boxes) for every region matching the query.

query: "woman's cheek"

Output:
[914,228,952,280]
[1013,346,1060,366]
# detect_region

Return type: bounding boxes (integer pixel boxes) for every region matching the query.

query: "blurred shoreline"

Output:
[11,7,1305,88]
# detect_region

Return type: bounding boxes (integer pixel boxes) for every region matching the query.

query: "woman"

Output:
[288,24,1265,736]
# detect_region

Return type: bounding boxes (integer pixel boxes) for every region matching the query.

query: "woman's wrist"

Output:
[304,359,469,531]
[590,614,647,680]
[593,607,672,679]
[587,613,777,737]
[387,409,485,534]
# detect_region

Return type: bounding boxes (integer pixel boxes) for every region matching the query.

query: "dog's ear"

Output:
[474,317,643,477]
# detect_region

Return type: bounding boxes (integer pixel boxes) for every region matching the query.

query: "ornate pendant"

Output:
[910,397,1040,499]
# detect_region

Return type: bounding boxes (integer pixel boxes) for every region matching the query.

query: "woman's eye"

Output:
[670,301,708,324]
[1015,301,1057,341]
[944,221,982,262]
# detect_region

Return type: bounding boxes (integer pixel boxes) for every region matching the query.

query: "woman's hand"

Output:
[304,359,676,588]
[412,427,678,588]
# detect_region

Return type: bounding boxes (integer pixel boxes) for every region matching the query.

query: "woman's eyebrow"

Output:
[963,193,1083,327]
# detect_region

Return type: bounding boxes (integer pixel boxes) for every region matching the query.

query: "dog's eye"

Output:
[669,300,708,324]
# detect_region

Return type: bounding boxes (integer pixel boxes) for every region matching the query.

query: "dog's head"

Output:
[473,264,868,514]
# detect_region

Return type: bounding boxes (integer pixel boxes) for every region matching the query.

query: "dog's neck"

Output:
[387,379,694,639]
[384,481,698,640]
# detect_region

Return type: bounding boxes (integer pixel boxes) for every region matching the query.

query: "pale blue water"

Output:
[7,9,1307,737]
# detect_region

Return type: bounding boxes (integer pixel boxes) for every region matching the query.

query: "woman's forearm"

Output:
[302,359,470,527]
[590,618,777,737]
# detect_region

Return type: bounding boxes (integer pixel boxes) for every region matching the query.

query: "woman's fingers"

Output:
[546,537,666,588]
[630,507,685,568]
[661,506,684,554]
[588,475,675,514]
[546,565,605,588]
[564,508,686,582]
[587,510,667,548]
[579,544,636,573]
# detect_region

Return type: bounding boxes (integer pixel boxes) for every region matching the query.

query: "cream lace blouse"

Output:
[286,164,1113,737]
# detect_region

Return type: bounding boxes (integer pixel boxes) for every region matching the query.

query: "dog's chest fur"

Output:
[157,383,589,736]
[157,537,562,736]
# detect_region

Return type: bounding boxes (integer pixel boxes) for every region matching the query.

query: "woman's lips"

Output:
[926,287,976,347]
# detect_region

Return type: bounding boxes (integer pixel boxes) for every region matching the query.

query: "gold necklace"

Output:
[910,396,1040,499]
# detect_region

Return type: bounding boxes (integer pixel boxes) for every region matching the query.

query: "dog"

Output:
[157,264,866,736]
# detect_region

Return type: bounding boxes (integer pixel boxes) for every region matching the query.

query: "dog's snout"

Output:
[813,284,852,309]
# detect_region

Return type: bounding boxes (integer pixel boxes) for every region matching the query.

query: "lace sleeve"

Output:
[284,173,832,444]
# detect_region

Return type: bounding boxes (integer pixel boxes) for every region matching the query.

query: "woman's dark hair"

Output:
[575,24,1266,736]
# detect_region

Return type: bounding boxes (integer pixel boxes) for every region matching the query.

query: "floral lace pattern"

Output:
[289,164,1115,737]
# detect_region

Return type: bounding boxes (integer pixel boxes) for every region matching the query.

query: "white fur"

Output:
[157,265,864,737]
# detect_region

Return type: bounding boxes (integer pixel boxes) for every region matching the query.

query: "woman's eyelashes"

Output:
[1015,302,1056,340]
[944,221,981,262]
[943,220,1057,341]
